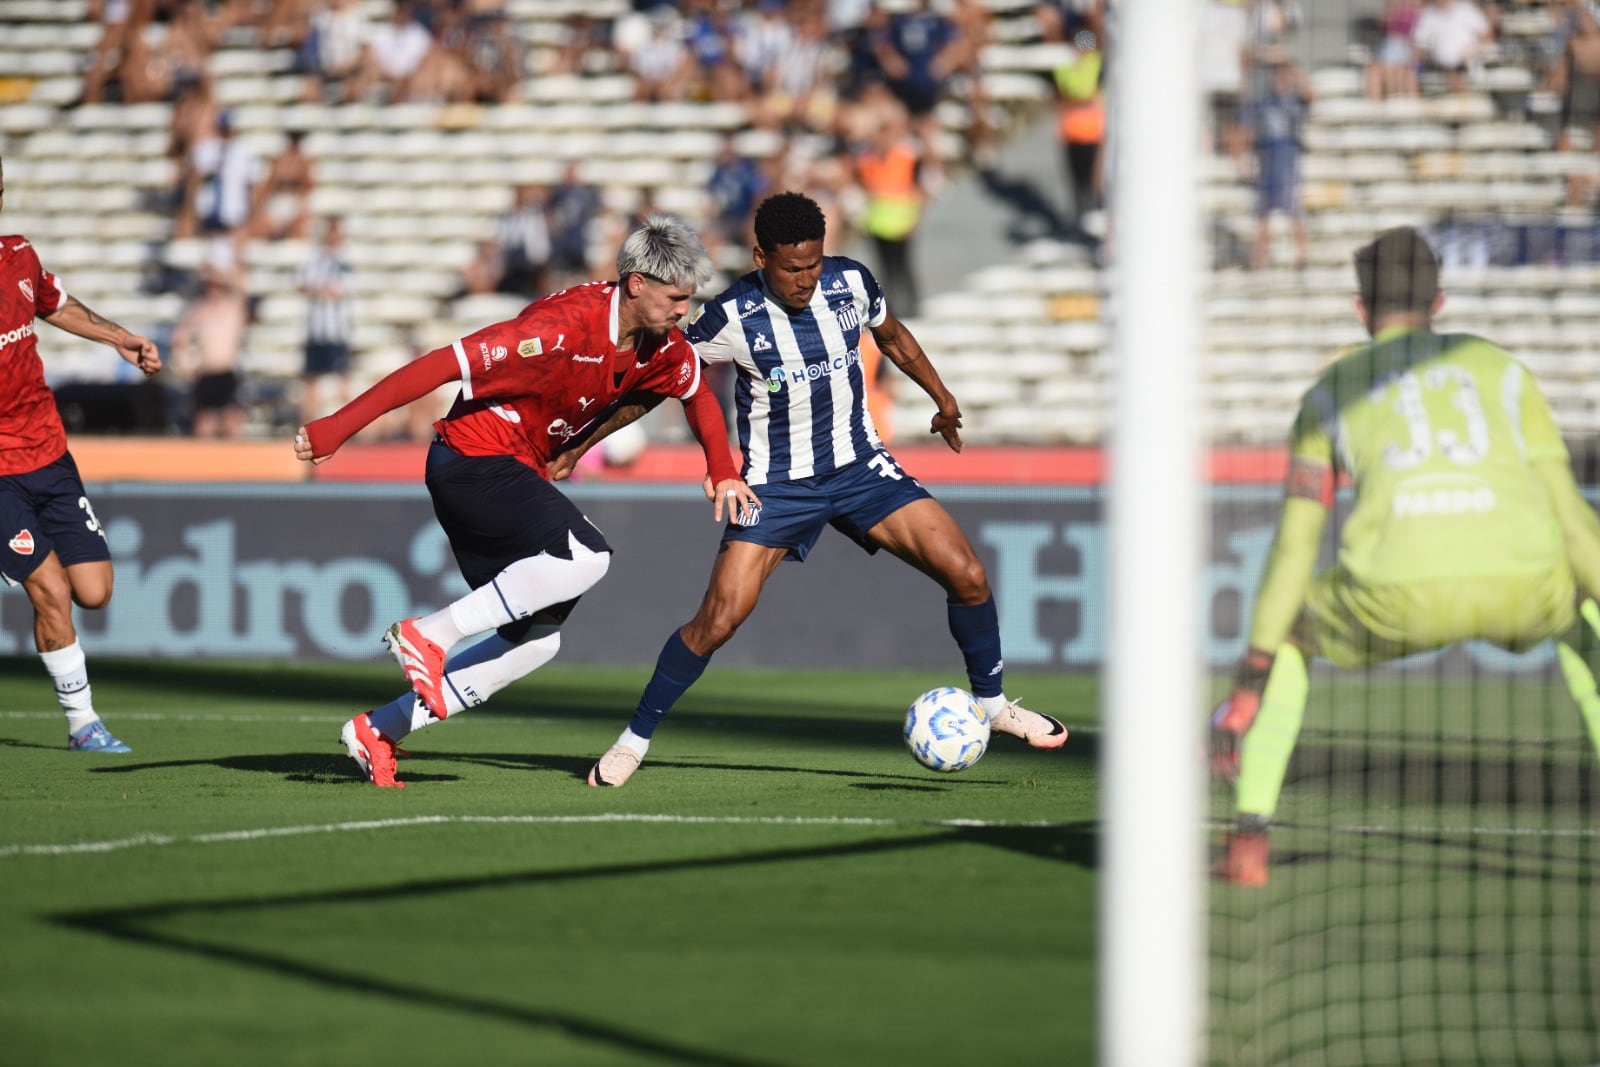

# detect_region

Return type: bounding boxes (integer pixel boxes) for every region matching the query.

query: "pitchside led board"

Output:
[0,480,1576,675]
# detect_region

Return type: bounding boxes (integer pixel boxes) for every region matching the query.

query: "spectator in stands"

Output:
[171,253,250,439]
[1546,0,1600,161]
[300,0,369,104]
[454,9,524,105]
[344,1,436,103]
[492,183,553,299]
[1054,29,1106,234]
[707,132,770,260]
[1034,0,1103,47]
[545,160,602,289]
[1365,0,1422,99]
[177,108,262,240]
[297,216,355,428]
[752,7,839,134]
[946,0,998,170]
[624,6,693,104]
[855,109,928,316]
[734,0,795,105]
[1246,55,1313,271]
[682,0,749,105]
[81,0,146,105]
[1201,0,1250,159]
[873,0,963,184]
[457,237,506,297]
[248,129,315,242]
[167,71,219,166]
[1412,0,1493,95]
[545,13,616,77]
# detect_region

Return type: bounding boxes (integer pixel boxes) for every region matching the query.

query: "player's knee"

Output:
[73,580,113,611]
[944,554,990,603]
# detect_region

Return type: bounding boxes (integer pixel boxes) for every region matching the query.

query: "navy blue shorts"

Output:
[726,449,933,562]
[424,440,611,629]
[305,341,351,377]
[0,451,110,585]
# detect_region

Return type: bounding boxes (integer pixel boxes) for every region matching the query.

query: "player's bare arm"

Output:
[43,295,161,376]
[548,393,664,482]
[870,311,963,452]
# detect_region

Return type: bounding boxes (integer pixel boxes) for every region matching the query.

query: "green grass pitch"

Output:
[0,658,1096,1067]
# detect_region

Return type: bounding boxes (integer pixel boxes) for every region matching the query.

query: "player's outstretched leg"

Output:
[1213,644,1309,886]
[947,596,1069,748]
[347,630,564,788]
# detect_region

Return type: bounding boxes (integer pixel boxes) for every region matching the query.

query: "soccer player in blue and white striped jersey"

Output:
[573,192,1068,787]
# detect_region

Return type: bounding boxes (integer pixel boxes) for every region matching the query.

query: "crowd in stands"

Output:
[66,0,1034,439]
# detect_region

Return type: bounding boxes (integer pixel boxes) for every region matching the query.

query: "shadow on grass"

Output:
[84,749,1015,789]
[52,824,1094,1065]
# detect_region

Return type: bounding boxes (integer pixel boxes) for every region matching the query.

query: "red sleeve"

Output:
[305,347,459,458]
[681,385,739,485]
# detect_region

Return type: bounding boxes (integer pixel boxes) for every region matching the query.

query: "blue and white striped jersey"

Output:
[687,255,888,485]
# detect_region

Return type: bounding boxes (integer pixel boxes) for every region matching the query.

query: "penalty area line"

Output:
[0,812,1074,859]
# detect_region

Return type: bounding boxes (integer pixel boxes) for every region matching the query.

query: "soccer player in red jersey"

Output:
[0,157,162,753]
[296,214,758,787]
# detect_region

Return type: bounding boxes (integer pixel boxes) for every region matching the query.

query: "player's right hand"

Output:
[293,426,329,465]
[548,449,581,481]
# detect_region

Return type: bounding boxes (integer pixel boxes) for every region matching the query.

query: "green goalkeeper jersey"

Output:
[1291,326,1569,586]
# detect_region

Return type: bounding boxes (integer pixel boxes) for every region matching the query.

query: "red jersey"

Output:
[0,235,69,475]
[435,282,704,475]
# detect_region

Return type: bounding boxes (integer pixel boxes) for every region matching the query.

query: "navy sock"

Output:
[629,630,712,738]
[948,596,1004,698]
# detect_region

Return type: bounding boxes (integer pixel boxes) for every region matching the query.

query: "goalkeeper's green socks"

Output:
[1235,643,1310,822]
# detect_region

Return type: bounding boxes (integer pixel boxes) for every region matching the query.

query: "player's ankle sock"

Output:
[976,694,1008,718]
[437,539,610,641]
[628,630,711,738]
[947,596,1004,699]
[40,642,96,729]
[615,727,651,757]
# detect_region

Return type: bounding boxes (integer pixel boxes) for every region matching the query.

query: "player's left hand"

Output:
[711,477,761,525]
[548,448,583,482]
[121,334,161,377]
[930,405,963,453]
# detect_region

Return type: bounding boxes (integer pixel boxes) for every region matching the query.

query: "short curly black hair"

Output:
[753,192,825,252]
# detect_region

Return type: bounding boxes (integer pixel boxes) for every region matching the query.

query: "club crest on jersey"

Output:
[18,279,33,303]
[8,529,34,555]
[518,337,542,358]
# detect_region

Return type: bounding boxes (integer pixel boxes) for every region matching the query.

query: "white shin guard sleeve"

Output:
[447,536,612,638]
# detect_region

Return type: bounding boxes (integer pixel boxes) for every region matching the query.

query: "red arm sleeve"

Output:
[304,347,459,458]
[681,385,739,485]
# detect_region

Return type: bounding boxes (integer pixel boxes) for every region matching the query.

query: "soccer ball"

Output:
[903,687,989,772]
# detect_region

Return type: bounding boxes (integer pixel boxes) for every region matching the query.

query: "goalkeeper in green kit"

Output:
[1210,227,1600,886]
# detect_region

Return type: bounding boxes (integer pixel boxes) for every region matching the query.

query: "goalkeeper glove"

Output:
[1209,648,1275,783]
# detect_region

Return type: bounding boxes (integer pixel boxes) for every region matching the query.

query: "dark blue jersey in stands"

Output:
[686,256,888,486]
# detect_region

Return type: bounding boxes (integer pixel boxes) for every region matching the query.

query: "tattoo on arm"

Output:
[52,296,130,342]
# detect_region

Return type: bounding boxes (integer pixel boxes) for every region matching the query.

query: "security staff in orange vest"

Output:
[855,112,925,317]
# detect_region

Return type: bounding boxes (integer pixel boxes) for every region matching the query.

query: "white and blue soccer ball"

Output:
[904,686,989,772]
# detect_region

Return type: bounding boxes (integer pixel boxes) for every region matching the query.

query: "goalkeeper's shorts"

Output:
[1297,566,1576,670]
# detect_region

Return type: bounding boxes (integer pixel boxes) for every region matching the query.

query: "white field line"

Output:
[0,813,1075,859]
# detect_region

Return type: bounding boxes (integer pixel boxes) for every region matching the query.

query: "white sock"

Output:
[977,694,1009,718]
[40,641,97,732]
[616,727,650,757]
[413,536,610,649]
[368,628,563,741]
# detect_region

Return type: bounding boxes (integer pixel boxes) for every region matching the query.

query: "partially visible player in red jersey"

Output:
[296,214,758,788]
[0,156,162,753]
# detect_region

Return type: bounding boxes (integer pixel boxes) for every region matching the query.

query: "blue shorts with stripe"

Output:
[725,449,933,562]
[0,450,111,585]
[424,440,611,630]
